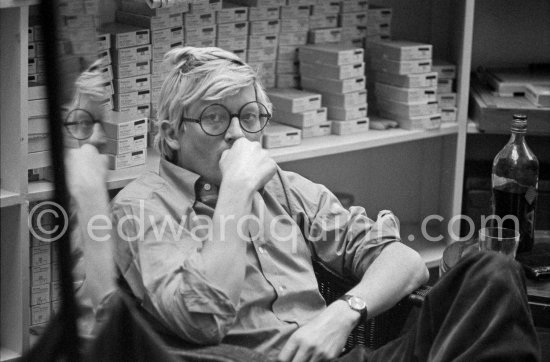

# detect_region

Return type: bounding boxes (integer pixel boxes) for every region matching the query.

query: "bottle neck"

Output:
[510,118,527,143]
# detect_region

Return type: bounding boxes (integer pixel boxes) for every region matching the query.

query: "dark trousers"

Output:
[339,252,541,362]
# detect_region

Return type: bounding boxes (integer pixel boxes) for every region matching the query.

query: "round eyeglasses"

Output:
[64,108,102,140]
[180,101,271,136]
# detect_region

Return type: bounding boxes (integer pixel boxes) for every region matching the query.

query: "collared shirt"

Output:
[112,158,401,360]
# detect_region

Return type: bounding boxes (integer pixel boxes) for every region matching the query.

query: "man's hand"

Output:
[65,144,108,198]
[278,301,359,362]
[219,138,276,192]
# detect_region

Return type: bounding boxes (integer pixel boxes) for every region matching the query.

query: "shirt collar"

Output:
[159,158,201,202]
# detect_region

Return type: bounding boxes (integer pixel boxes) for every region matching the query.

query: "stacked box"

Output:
[432,59,458,122]
[27,84,53,182]
[268,88,329,138]
[299,43,369,135]
[102,111,148,170]
[339,0,368,46]
[216,2,249,61]
[369,40,441,130]
[366,5,392,43]
[116,4,185,117]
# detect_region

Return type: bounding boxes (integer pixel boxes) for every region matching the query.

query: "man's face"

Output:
[64,94,107,152]
[176,85,262,185]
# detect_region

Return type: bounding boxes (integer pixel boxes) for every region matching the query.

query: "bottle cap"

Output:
[511,114,527,133]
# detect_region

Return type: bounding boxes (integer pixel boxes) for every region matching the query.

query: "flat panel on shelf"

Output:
[0,189,21,208]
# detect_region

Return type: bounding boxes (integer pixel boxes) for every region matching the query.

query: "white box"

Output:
[217,5,248,24]
[31,265,51,287]
[432,59,457,80]
[309,28,342,44]
[116,10,183,31]
[105,134,147,154]
[248,34,278,49]
[113,60,150,79]
[276,73,300,88]
[302,121,332,138]
[185,25,217,43]
[525,84,550,107]
[339,12,368,27]
[248,6,280,21]
[112,44,152,65]
[96,50,111,67]
[28,134,50,153]
[341,26,367,41]
[30,303,51,326]
[98,65,113,82]
[299,43,363,66]
[277,45,299,61]
[217,36,248,50]
[374,71,438,88]
[28,42,45,58]
[186,38,217,48]
[437,92,457,108]
[341,0,369,13]
[437,78,453,93]
[273,107,327,128]
[370,58,432,75]
[103,111,148,139]
[101,22,150,49]
[301,75,366,94]
[377,98,439,118]
[262,123,302,149]
[268,88,322,113]
[232,0,285,7]
[279,31,308,45]
[118,104,151,118]
[327,104,367,121]
[378,111,442,130]
[309,14,339,30]
[217,22,249,38]
[280,5,311,19]
[28,151,52,169]
[28,117,49,134]
[189,0,223,13]
[320,89,367,108]
[247,47,277,62]
[369,40,432,61]
[367,22,391,36]
[114,74,151,94]
[184,12,216,28]
[31,284,50,306]
[311,1,340,15]
[331,117,369,135]
[113,89,151,110]
[107,149,147,170]
[300,62,365,80]
[276,60,299,74]
[28,73,46,85]
[120,0,189,16]
[152,40,184,62]
[440,107,457,122]
[280,18,309,33]
[28,85,47,100]
[375,82,437,103]
[367,6,393,22]
[249,20,280,35]
[31,245,51,267]
[151,26,184,44]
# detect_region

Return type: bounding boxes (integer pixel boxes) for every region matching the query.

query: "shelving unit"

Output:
[0,0,484,360]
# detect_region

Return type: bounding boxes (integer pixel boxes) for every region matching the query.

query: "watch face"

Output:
[349,296,366,310]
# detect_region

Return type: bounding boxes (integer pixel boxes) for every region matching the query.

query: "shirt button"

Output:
[203,183,211,191]
[258,246,266,254]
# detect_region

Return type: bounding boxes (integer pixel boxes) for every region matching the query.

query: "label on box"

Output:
[51,281,61,302]
[152,40,184,62]
[30,303,51,326]
[189,0,222,13]
[262,123,302,149]
[437,92,457,107]
[248,6,280,21]
[185,25,217,42]
[102,23,150,49]
[278,32,308,46]
[217,22,249,38]
[184,12,216,28]
[374,71,438,88]
[105,134,147,154]
[309,14,339,30]
[97,33,110,50]
[368,6,393,22]
[375,82,437,103]
[114,90,151,110]
[370,58,432,75]
[118,104,151,118]
[103,112,148,139]
[341,0,369,13]
[432,60,456,79]
[31,245,51,267]
[320,89,368,108]
[302,76,366,94]
[302,121,332,138]
[107,149,147,170]
[151,26,184,44]
[331,117,370,135]
[31,284,50,306]
[370,40,432,61]
[280,18,310,33]
[113,60,150,79]
[112,44,152,65]
[273,107,328,128]
[437,78,453,93]
[114,74,151,94]
[377,98,439,118]
[327,104,368,121]
[268,88,322,113]
[31,265,51,287]
[339,12,368,27]
[308,28,342,44]
[440,107,457,122]
[217,6,248,23]
[249,20,280,35]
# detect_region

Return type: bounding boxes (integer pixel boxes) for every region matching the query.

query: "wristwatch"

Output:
[338,294,368,320]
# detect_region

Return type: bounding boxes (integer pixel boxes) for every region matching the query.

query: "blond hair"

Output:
[154,46,272,161]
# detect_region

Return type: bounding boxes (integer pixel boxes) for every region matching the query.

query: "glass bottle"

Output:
[491,114,539,254]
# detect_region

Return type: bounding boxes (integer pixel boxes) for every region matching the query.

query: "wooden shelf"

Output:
[269,122,459,163]
[0,189,20,208]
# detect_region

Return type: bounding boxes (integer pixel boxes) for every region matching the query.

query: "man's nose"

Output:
[224,116,245,143]
[87,123,107,149]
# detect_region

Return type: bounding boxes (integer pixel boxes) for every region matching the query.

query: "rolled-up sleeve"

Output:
[281,171,401,280]
[112,197,238,345]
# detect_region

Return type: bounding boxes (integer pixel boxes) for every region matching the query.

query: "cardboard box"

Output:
[437,78,453,93]
[31,284,50,306]
[151,26,184,45]
[341,0,369,13]
[369,40,432,61]
[378,111,442,130]
[280,5,311,19]
[280,18,309,33]
[28,134,50,153]
[247,46,277,62]
[432,59,456,80]
[276,73,300,88]
[339,12,368,27]
[367,5,393,22]
[299,43,363,66]
[367,22,391,36]
[101,22,150,49]
[268,88,322,113]
[278,32,308,46]
[276,60,299,74]
[370,58,432,75]
[377,97,439,118]
[300,61,365,80]
[113,60,150,79]
[273,107,328,128]
[249,20,280,35]
[301,75,366,94]
[327,104,367,121]
[112,44,152,65]
[117,104,151,118]
[102,111,148,139]
[248,34,278,49]
[113,74,151,94]
[277,45,299,61]
[248,6,280,21]
[248,61,276,76]
[152,40,184,62]
[262,123,302,149]
[28,41,45,58]
[437,92,457,107]
[28,73,46,86]
[31,245,51,267]
[120,0,189,16]
[96,50,112,68]
[309,14,339,30]
[113,89,151,110]
[116,10,183,31]
[486,68,550,97]
[331,117,369,135]
[28,117,49,134]
[320,89,368,108]
[217,36,248,50]
[311,1,340,15]
[189,0,223,13]
[308,28,342,44]
[186,38,217,48]
[184,12,216,28]
[185,25,217,43]
[30,303,51,326]
[28,85,47,100]
[105,134,147,154]
[302,121,332,138]
[525,84,550,107]
[31,265,51,287]
[341,25,367,40]
[375,82,437,103]
[107,149,147,170]
[232,0,285,7]
[217,4,248,24]
[374,71,438,88]
[440,107,457,122]
[217,22,249,38]
[98,65,113,82]
[232,49,247,62]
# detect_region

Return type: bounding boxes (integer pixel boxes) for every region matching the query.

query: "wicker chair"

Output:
[312,259,431,352]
